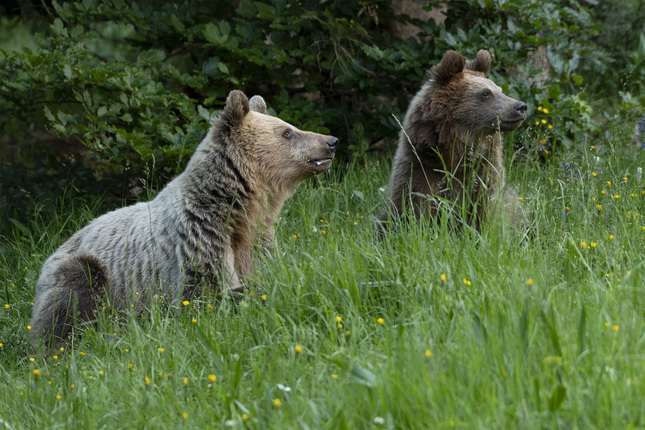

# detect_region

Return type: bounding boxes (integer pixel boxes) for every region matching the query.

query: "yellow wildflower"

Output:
[294,345,302,354]
[208,374,216,383]
[273,398,282,408]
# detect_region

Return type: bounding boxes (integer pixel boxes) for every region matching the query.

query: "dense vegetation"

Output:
[1,1,645,428]
[1,0,644,204]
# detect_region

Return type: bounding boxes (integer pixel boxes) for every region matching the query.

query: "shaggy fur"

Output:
[30,90,338,345]
[377,49,527,231]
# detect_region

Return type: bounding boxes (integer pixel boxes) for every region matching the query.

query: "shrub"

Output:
[0,0,642,196]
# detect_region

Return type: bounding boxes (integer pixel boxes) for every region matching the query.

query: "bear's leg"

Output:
[30,255,106,346]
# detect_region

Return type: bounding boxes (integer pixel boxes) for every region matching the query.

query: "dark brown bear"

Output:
[377,49,527,231]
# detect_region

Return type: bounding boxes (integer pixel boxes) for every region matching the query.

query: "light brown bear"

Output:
[377,49,527,231]
[30,90,338,345]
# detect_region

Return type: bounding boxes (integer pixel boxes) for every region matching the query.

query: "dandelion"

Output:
[294,345,302,354]
[613,325,619,332]
[605,321,610,328]
[607,181,612,186]
[614,195,620,199]
[70,384,75,389]
[609,235,614,240]
[518,197,524,202]
[0,343,3,348]
[145,377,151,386]
[273,398,282,408]
[534,121,540,126]
[591,242,597,248]
[158,348,165,353]
[261,294,267,301]
[291,234,297,239]
[543,108,549,114]
[440,274,447,283]
[29,357,35,362]
[353,222,358,226]
[540,139,547,144]
[182,300,190,306]
[33,369,40,377]
[191,318,197,325]
[99,370,104,376]
[59,347,64,352]
[56,395,61,400]
[27,325,31,331]
[52,355,58,360]
[337,324,343,329]
[79,351,86,356]
[322,230,326,235]
[463,278,472,287]
[541,119,547,124]
[592,172,597,177]
[377,318,385,325]
[242,414,249,422]
[183,377,188,385]
[335,316,342,323]
[208,374,217,383]
[182,412,188,420]
[580,242,587,249]
[425,349,432,358]
[3,304,8,309]
[601,190,606,195]
[548,124,553,129]
[623,177,628,181]
[331,373,338,379]
[525,279,534,286]
[538,106,543,111]
[596,204,602,210]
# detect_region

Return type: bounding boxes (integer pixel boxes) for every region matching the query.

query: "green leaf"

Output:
[217,62,229,74]
[348,364,376,387]
[63,64,72,80]
[203,23,222,44]
[219,20,231,37]
[548,385,566,412]
[9,218,30,237]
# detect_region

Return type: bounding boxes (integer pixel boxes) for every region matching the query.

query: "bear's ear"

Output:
[221,90,250,128]
[465,50,491,75]
[431,50,465,86]
[249,95,267,114]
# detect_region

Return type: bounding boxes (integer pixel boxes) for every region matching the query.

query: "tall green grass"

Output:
[2,133,645,429]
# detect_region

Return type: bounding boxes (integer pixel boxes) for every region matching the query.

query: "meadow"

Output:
[2,122,645,429]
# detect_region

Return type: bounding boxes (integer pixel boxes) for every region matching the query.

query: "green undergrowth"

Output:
[2,135,645,429]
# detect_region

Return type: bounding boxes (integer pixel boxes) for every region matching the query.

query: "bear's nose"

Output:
[515,102,527,113]
[327,136,338,150]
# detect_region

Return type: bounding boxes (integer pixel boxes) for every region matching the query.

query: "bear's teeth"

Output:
[314,160,324,166]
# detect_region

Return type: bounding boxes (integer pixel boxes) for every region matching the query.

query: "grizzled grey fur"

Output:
[30,90,338,345]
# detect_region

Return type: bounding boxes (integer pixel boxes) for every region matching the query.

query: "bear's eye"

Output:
[283,129,293,139]
[480,90,492,100]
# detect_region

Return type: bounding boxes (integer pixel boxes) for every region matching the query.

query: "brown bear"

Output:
[377,49,527,232]
[30,90,338,345]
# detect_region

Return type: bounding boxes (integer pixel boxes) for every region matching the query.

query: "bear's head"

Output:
[429,50,527,135]
[220,90,338,187]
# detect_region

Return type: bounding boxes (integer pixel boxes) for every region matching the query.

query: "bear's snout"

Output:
[515,101,527,116]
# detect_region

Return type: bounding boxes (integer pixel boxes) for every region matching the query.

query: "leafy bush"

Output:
[0,0,643,197]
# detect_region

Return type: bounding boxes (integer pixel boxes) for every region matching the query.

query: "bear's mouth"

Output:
[500,117,525,131]
[307,157,334,173]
